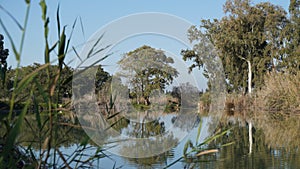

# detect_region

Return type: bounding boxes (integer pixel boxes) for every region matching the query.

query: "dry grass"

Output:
[256,71,300,114]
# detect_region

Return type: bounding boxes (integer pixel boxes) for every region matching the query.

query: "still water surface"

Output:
[18,112,300,168]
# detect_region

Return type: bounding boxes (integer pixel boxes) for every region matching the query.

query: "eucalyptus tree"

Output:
[182,0,288,93]
[118,45,178,105]
[282,0,300,73]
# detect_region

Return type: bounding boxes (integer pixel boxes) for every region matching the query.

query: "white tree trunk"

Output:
[246,60,253,154]
[247,60,252,94]
[249,121,253,154]
[237,56,253,154]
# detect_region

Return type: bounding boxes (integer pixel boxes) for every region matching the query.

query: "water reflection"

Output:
[104,111,199,158]
[180,111,300,169]
[7,109,300,168]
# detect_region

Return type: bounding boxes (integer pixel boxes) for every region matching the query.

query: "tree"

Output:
[2,63,74,105]
[95,65,111,93]
[182,0,288,94]
[118,45,178,105]
[282,0,300,73]
[171,82,200,108]
[0,34,9,84]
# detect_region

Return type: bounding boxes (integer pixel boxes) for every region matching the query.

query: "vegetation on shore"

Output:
[0,0,299,168]
[189,0,299,115]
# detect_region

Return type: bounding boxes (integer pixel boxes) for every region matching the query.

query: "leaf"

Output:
[14,64,49,95]
[183,139,192,157]
[72,46,82,62]
[57,148,72,169]
[87,34,105,58]
[196,149,219,156]
[107,112,120,120]
[0,18,20,61]
[79,16,85,40]
[32,89,42,129]
[196,117,202,144]
[39,0,47,21]
[221,141,235,147]
[58,26,66,68]
[56,4,61,38]
[199,128,232,147]
[80,135,90,147]
[0,5,23,30]
[3,87,32,163]
[49,42,58,53]
[65,17,77,55]
[163,157,183,169]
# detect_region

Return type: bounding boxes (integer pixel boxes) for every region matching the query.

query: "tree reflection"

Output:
[118,134,178,165]
[124,119,165,138]
[7,114,89,149]
[255,112,300,150]
[171,112,200,132]
[182,111,300,169]
[125,150,174,169]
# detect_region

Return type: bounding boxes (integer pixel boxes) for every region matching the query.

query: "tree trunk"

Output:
[247,60,252,94]
[249,121,253,154]
[247,60,253,154]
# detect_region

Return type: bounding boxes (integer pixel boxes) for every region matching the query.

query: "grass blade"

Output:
[65,17,77,55]
[56,4,61,39]
[39,0,47,21]
[0,5,23,30]
[58,26,66,69]
[196,149,219,156]
[196,118,202,144]
[72,46,82,62]
[198,128,232,147]
[87,34,105,58]
[2,87,32,167]
[79,16,85,40]
[0,18,20,61]
[14,64,49,95]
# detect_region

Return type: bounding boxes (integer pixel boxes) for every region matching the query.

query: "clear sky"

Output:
[0,0,290,90]
[0,0,289,67]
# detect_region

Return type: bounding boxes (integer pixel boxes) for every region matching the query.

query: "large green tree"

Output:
[282,0,300,73]
[118,45,178,105]
[182,0,288,93]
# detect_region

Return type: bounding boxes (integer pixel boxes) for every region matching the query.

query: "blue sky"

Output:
[0,0,290,90]
[0,0,289,67]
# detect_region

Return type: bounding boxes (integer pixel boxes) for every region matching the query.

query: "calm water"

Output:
[12,112,300,168]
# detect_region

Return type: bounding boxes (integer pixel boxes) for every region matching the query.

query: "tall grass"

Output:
[256,71,300,114]
[164,118,232,168]
[0,0,110,168]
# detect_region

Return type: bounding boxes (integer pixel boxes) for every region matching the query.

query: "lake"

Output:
[9,110,300,168]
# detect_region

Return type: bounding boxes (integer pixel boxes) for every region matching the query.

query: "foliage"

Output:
[95,65,111,93]
[256,71,300,113]
[170,82,200,109]
[118,45,178,105]
[0,34,9,84]
[280,0,300,74]
[0,64,73,105]
[256,112,300,150]
[199,91,211,111]
[205,113,300,169]
[182,0,288,93]
[0,0,110,168]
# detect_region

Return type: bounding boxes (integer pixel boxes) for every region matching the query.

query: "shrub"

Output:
[256,71,300,114]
